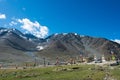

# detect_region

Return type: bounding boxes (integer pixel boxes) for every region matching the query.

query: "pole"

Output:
[43,58,46,67]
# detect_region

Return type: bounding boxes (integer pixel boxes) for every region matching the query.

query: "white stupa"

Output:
[94,55,97,62]
[101,55,106,62]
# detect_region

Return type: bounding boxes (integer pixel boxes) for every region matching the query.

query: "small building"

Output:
[101,55,106,62]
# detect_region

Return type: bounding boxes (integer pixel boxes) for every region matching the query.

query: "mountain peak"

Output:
[0,27,120,64]
[46,32,86,41]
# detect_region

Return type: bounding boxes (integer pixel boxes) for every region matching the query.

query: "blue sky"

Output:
[0,0,120,41]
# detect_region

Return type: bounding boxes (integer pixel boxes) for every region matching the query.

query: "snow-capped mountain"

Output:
[36,33,120,62]
[0,28,39,51]
[0,28,120,64]
[0,27,47,63]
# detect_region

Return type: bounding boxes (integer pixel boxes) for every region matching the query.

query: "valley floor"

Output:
[0,63,120,80]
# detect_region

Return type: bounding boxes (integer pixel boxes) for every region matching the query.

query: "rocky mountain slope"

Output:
[0,28,120,64]
[36,33,120,63]
[0,28,42,63]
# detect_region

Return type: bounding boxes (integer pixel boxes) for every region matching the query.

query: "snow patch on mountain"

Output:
[80,35,85,37]
[112,39,120,44]
[54,33,58,36]
[74,33,77,35]
[62,33,67,35]
[28,38,33,41]
[0,29,7,33]
[36,46,44,50]
[19,35,27,40]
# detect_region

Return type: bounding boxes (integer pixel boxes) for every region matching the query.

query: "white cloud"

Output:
[0,13,6,19]
[18,18,49,38]
[112,39,120,44]
[9,21,18,26]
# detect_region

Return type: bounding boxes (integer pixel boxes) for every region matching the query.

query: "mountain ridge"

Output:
[0,27,120,64]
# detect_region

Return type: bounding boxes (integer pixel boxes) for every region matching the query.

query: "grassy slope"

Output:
[0,64,120,80]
